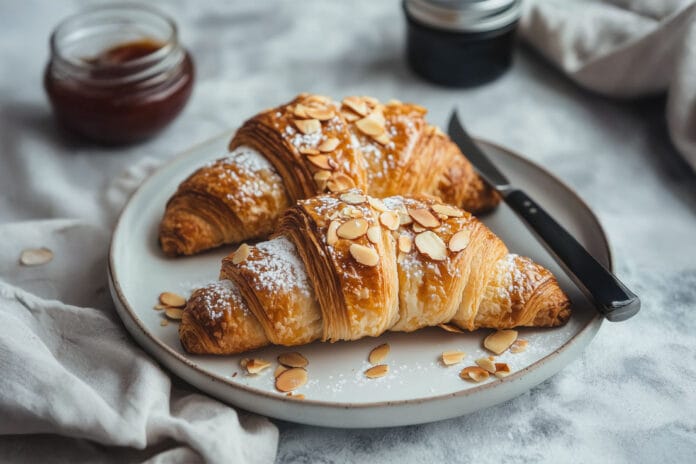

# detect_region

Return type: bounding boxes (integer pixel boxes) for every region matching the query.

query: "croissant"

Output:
[179,191,570,355]
[159,94,499,256]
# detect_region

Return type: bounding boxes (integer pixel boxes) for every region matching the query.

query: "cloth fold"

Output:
[0,160,278,464]
[520,0,696,171]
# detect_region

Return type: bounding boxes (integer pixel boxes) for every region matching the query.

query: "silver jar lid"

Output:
[405,0,521,33]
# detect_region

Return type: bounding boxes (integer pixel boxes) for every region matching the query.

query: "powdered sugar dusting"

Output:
[210,145,274,172]
[246,237,312,297]
[192,279,249,320]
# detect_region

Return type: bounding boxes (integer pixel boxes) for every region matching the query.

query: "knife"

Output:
[447,111,640,322]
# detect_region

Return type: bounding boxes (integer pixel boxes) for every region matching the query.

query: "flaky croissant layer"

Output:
[160,94,499,256]
[179,191,570,355]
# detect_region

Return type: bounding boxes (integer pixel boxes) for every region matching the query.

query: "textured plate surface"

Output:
[108,131,607,428]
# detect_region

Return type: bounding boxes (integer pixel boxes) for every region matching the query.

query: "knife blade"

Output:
[447,111,640,322]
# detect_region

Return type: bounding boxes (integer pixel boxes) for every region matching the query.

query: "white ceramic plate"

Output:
[108,131,607,428]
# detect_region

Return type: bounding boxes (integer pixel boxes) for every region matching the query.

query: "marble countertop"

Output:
[1,0,695,462]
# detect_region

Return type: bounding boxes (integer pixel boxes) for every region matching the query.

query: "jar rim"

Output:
[404,0,521,33]
[49,3,181,84]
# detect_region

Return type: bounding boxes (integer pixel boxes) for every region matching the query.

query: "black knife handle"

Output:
[505,189,640,322]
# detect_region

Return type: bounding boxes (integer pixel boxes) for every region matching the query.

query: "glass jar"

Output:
[44,4,195,144]
[403,0,521,87]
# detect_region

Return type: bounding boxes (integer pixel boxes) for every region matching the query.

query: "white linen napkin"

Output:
[0,160,278,464]
[520,0,696,171]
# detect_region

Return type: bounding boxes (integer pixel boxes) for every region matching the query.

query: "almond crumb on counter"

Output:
[19,248,54,266]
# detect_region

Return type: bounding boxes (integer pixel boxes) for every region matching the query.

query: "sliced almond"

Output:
[278,352,308,368]
[288,393,306,400]
[164,307,184,320]
[307,154,332,170]
[306,106,335,121]
[349,243,379,266]
[231,243,251,264]
[365,364,389,379]
[475,357,497,374]
[303,94,331,105]
[386,98,402,106]
[337,218,368,240]
[432,204,464,218]
[483,329,518,355]
[355,110,386,137]
[510,339,529,354]
[299,146,319,156]
[314,169,331,182]
[408,208,440,228]
[373,133,390,145]
[314,170,331,190]
[449,230,471,252]
[414,231,447,261]
[294,118,321,134]
[494,363,512,378]
[398,234,412,253]
[366,226,381,244]
[246,358,272,375]
[367,197,388,212]
[293,104,309,118]
[274,365,289,378]
[363,96,379,106]
[441,350,466,366]
[153,304,166,310]
[275,367,308,392]
[368,343,390,364]
[341,110,361,122]
[340,192,367,204]
[398,211,413,225]
[379,211,400,231]
[326,220,340,246]
[327,173,354,192]
[412,223,426,233]
[438,323,465,334]
[318,137,340,152]
[348,207,363,218]
[342,97,369,116]
[160,319,169,327]
[159,292,187,308]
[19,247,53,266]
[460,366,490,383]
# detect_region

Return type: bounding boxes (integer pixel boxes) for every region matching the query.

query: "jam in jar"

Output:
[45,4,194,144]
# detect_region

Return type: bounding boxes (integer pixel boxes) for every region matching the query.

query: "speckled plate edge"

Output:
[108,131,607,428]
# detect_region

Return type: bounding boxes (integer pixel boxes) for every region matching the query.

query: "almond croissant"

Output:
[179,191,570,355]
[159,94,499,256]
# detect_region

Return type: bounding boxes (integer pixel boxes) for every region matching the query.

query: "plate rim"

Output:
[108,130,608,410]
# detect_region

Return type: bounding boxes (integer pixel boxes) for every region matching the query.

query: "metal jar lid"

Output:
[404,0,521,33]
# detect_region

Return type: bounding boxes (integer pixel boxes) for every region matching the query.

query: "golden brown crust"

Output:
[159,94,500,256]
[179,191,570,355]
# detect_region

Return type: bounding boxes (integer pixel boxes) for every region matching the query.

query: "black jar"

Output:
[404,0,521,87]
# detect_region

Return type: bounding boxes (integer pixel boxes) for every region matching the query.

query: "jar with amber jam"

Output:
[45,4,194,144]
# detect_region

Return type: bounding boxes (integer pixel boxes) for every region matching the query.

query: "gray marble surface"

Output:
[1,0,695,462]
